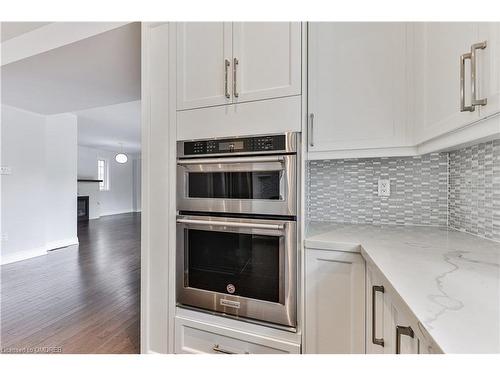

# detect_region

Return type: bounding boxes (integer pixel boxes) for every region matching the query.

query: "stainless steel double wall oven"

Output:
[176,132,299,328]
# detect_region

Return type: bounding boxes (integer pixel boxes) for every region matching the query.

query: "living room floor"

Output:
[0,213,141,354]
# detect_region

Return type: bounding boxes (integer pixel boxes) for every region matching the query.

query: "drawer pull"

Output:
[371,285,385,347]
[212,344,249,355]
[395,325,414,354]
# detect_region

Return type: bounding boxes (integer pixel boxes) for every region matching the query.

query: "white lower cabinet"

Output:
[304,248,366,354]
[366,262,442,354]
[175,316,300,354]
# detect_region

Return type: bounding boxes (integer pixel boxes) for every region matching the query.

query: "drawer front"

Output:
[175,318,300,354]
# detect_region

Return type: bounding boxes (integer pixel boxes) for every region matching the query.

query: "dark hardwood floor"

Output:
[0,212,140,354]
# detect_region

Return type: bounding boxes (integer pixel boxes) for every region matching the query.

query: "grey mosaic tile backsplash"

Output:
[307,139,500,241]
[448,140,500,241]
[307,153,449,226]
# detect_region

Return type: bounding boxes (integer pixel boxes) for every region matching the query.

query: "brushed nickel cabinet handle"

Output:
[309,113,314,147]
[460,52,474,112]
[212,344,249,354]
[396,325,414,354]
[233,57,239,98]
[224,59,231,99]
[471,41,488,107]
[212,344,235,354]
[372,285,385,347]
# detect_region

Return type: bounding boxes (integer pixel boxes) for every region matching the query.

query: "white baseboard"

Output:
[1,237,79,265]
[46,237,79,251]
[99,209,137,217]
[1,247,47,265]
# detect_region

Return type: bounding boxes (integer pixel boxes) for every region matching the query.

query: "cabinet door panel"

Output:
[232,22,301,103]
[417,23,479,143]
[177,22,232,110]
[308,22,409,153]
[478,23,500,118]
[305,249,365,354]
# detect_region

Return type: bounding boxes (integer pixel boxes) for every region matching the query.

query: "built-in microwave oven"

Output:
[177,133,297,217]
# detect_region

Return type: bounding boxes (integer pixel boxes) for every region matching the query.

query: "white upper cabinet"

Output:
[177,22,301,111]
[416,22,500,146]
[308,23,411,157]
[177,22,233,110]
[478,23,500,119]
[232,22,301,103]
[416,23,480,143]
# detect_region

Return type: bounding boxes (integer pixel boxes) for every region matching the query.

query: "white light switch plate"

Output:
[0,166,12,175]
[378,179,391,197]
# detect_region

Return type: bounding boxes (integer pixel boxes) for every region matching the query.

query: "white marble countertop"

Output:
[305,222,500,353]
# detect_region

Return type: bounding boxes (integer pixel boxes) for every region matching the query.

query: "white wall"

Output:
[45,114,78,248]
[0,105,78,265]
[77,145,140,217]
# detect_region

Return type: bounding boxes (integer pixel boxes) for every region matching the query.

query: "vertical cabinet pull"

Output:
[471,41,488,107]
[233,57,239,98]
[309,113,314,147]
[372,285,385,347]
[460,52,474,112]
[395,325,414,354]
[224,59,231,99]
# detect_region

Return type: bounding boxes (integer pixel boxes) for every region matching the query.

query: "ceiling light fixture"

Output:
[115,143,128,164]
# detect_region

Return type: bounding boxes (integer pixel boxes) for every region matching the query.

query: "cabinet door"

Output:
[304,249,365,354]
[384,294,420,354]
[365,265,387,354]
[232,22,301,103]
[478,23,500,118]
[308,22,409,153]
[177,22,232,110]
[417,23,479,143]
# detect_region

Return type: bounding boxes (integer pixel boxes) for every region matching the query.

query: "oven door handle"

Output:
[177,155,285,166]
[176,218,286,231]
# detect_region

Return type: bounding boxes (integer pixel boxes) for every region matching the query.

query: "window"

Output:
[98,159,109,191]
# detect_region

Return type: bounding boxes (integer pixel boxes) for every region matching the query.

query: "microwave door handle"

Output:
[176,218,285,231]
[177,155,285,165]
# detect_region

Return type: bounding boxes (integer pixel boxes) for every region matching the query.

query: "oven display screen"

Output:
[219,141,244,151]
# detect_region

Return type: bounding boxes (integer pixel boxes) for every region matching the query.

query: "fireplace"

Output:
[77,196,89,222]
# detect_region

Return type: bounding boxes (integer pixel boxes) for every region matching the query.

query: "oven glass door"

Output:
[177,155,296,216]
[188,170,281,200]
[187,227,281,303]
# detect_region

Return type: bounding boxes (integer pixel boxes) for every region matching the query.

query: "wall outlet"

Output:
[378,179,391,197]
[0,166,12,175]
[1,233,8,242]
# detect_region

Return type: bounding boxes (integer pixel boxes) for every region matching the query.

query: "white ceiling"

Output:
[1,22,52,42]
[1,22,141,114]
[75,100,141,154]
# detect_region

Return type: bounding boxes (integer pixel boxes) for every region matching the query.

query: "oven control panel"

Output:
[182,134,287,156]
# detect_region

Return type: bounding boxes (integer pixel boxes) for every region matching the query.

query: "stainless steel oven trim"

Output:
[176,215,297,328]
[177,154,296,216]
[177,132,298,159]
